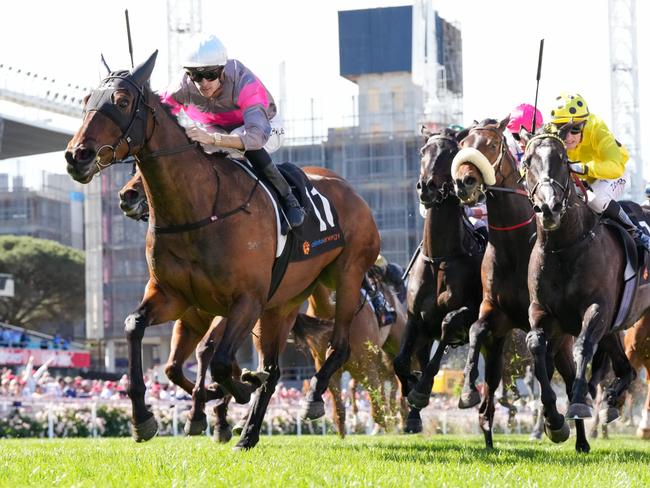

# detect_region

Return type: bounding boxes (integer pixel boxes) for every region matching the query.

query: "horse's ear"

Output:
[557,122,574,141]
[456,127,470,142]
[497,115,511,132]
[100,54,111,77]
[131,50,158,86]
[421,125,433,140]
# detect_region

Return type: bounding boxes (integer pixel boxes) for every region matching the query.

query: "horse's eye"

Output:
[117,99,129,109]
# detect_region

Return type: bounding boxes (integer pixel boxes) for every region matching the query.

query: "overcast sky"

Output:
[1,0,648,183]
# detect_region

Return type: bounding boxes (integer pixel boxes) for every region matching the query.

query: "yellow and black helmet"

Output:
[550,92,589,124]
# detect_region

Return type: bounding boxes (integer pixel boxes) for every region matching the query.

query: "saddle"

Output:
[228,159,345,300]
[602,201,650,331]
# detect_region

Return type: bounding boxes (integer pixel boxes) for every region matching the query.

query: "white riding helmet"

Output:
[182,34,228,68]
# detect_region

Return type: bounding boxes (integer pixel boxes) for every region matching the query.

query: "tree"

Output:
[0,235,85,331]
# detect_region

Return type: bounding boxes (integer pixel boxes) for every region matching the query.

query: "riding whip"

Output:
[531,39,544,132]
[125,9,134,69]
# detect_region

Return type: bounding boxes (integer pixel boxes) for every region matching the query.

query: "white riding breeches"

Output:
[586,177,627,214]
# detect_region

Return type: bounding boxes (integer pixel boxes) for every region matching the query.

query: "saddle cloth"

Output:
[605,201,650,331]
[229,159,345,299]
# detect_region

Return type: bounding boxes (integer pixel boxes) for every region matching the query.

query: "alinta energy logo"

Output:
[302,241,311,255]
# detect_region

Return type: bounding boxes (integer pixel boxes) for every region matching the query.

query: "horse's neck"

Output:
[539,194,596,251]
[423,200,467,258]
[139,101,222,227]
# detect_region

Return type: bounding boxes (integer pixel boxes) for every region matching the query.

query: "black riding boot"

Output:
[602,200,650,251]
[245,148,306,229]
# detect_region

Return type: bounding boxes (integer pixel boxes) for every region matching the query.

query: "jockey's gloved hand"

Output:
[569,162,587,175]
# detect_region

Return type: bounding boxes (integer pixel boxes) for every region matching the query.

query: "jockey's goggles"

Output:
[553,121,586,136]
[185,67,223,82]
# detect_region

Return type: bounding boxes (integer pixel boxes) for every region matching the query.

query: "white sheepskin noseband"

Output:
[451,147,496,186]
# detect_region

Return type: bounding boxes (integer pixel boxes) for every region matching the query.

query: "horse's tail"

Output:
[292,313,333,348]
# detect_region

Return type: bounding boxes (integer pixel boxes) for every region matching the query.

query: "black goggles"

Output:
[185,67,222,82]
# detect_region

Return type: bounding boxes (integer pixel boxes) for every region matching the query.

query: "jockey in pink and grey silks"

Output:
[161,59,277,152]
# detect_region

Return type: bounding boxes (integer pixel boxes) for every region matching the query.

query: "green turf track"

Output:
[1,435,648,487]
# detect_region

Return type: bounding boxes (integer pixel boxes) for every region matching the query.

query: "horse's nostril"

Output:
[72,146,95,164]
[533,204,542,214]
[552,202,563,213]
[416,181,422,190]
[121,189,140,204]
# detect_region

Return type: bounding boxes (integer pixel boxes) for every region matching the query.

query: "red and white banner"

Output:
[0,347,91,368]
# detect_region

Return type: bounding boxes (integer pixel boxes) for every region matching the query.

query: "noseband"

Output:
[419,134,459,208]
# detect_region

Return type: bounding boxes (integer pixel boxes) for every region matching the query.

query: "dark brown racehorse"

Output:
[294,275,408,436]
[392,127,484,432]
[452,119,589,452]
[65,52,379,450]
[522,126,646,447]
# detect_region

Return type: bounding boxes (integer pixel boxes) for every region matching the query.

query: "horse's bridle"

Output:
[83,72,157,170]
[523,133,571,217]
[83,72,196,172]
[419,134,460,208]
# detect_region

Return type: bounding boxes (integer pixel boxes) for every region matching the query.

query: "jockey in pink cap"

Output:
[505,103,543,163]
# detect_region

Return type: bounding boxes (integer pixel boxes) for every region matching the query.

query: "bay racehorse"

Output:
[294,274,408,436]
[452,118,589,452]
[65,52,379,450]
[119,172,407,437]
[392,127,485,432]
[624,316,650,439]
[521,125,644,447]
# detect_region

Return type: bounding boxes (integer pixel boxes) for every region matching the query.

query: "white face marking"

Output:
[247,240,261,250]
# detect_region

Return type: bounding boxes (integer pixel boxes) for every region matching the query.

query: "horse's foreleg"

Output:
[527,304,568,443]
[303,273,362,420]
[235,308,295,451]
[186,317,227,436]
[566,303,607,419]
[164,319,201,395]
[459,314,491,409]
[553,336,590,453]
[410,307,473,410]
[393,314,423,397]
[211,296,263,405]
[478,335,505,450]
[328,370,346,438]
[125,283,187,442]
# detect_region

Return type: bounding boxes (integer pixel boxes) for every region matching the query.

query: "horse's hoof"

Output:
[600,407,619,424]
[233,436,258,451]
[132,415,158,443]
[565,402,593,420]
[301,399,325,420]
[404,418,423,434]
[458,390,480,409]
[407,389,430,409]
[184,417,207,436]
[213,425,233,443]
[637,428,650,440]
[241,368,270,388]
[232,419,246,436]
[575,441,591,454]
[544,420,570,443]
